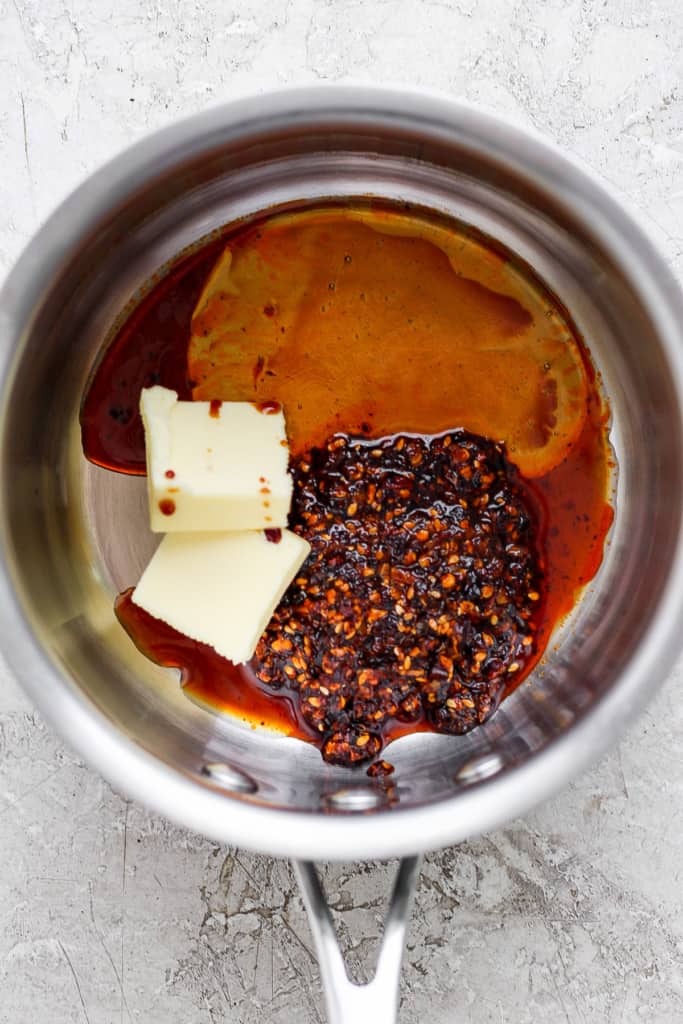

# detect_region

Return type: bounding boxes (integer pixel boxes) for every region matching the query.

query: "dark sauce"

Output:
[80,239,225,475]
[83,203,613,761]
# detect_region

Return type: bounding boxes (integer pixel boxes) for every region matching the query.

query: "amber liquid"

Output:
[82,201,613,748]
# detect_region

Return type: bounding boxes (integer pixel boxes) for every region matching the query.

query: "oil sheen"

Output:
[83,201,613,757]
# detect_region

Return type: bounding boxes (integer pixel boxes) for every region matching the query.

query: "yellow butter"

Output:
[132,529,310,664]
[140,386,292,533]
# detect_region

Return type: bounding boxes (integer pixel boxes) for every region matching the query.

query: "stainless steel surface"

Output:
[1,86,683,867]
[295,857,422,1024]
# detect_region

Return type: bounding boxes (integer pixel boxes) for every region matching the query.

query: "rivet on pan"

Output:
[323,787,387,812]
[202,762,258,794]
[455,752,503,784]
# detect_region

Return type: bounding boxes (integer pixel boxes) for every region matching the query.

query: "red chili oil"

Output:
[256,400,282,415]
[115,589,312,738]
[84,202,614,761]
[252,429,545,766]
[80,239,225,475]
[115,584,444,751]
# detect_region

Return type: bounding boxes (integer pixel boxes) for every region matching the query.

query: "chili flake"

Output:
[252,430,545,766]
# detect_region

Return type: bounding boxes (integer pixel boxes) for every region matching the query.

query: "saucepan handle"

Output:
[293,855,422,1024]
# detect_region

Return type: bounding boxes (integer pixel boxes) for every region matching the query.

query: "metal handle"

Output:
[293,856,422,1024]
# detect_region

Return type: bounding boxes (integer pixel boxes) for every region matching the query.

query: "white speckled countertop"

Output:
[1,2,682,1022]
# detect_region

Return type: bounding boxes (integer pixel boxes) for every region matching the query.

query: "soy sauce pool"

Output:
[83,200,614,762]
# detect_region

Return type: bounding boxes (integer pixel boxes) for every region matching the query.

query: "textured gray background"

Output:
[1,1,682,1022]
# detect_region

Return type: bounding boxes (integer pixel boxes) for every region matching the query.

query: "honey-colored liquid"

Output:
[83,201,613,745]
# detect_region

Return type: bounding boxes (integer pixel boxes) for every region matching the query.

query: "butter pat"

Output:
[132,529,310,663]
[140,386,292,533]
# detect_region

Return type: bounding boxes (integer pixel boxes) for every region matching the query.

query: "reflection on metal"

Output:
[202,761,257,794]
[323,787,388,812]
[455,752,503,784]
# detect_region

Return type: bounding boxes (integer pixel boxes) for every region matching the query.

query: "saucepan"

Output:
[1,87,683,1023]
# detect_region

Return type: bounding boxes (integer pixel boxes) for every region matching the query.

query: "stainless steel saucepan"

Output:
[1,87,682,1023]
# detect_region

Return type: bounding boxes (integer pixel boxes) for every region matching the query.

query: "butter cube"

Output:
[140,386,292,533]
[132,529,310,663]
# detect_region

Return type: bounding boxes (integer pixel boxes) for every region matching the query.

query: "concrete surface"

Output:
[1,1,682,1021]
